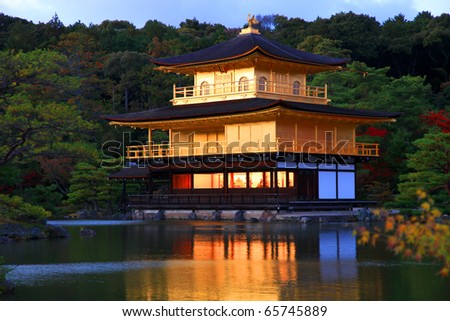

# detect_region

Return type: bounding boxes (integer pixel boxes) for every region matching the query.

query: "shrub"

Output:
[356,190,450,277]
[0,194,51,223]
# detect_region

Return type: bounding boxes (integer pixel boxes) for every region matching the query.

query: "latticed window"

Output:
[258,77,267,91]
[293,81,301,95]
[238,77,249,91]
[200,81,210,95]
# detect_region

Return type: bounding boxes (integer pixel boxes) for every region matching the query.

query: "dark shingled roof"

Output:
[151,33,348,67]
[103,98,401,123]
[108,167,148,179]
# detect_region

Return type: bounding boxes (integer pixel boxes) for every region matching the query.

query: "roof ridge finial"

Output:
[240,14,260,35]
[247,14,259,29]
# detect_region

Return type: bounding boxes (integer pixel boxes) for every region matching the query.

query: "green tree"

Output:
[396,132,450,211]
[103,51,152,112]
[0,50,80,104]
[94,20,145,52]
[0,13,30,49]
[19,184,63,216]
[378,14,423,77]
[269,15,309,47]
[375,76,434,184]
[309,11,381,62]
[0,50,95,165]
[4,20,39,51]
[103,51,181,111]
[55,31,114,120]
[0,49,97,219]
[0,194,50,222]
[415,13,450,90]
[297,35,351,58]
[312,63,434,198]
[65,162,119,216]
[310,61,390,108]
[0,99,94,167]
[142,19,178,42]
[177,18,230,53]
[39,14,66,48]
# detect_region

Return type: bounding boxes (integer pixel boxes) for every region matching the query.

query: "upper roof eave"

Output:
[102,98,401,125]
[154,48,346,72]
[151,33,348,70]
[153,47,261,70]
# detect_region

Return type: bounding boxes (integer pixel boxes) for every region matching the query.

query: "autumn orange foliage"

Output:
[356,190,450,277]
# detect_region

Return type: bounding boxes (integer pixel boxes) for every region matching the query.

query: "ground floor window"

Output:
[277,171,294,188]
[229,171,284,189]
[318,170,355,199]
[249,172,271,188]
[228,172,247,188]
[193,173,224,189]
[172,174,191,189]
[167,160,357,199]
[173,173,225,189]
[173,171,295,190]
[318,171,336,199]
[338,171,355,199]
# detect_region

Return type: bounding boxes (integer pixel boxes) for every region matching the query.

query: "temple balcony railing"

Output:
[127,194,376,210]
[126,138,379,160]
[128,193,288,210]
[172,79,328,106]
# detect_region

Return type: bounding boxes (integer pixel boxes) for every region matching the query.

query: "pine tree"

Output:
[396,132,450,211]
[65,162,118,217]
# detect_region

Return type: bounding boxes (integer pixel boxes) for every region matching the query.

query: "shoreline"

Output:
[55,208,376,224]
[0,223,69,243]
[132,208,363,222]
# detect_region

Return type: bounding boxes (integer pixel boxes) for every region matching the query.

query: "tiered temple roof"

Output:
[104,98,400,124]
[151,32,348,69]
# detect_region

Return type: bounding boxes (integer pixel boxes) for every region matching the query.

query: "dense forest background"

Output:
[0,11,449,219]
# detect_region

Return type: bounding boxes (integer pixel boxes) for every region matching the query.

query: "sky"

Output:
[0,0,449,28]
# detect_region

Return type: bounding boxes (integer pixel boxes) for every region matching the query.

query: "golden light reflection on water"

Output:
[4,222,449,300]
[124,224,362,301]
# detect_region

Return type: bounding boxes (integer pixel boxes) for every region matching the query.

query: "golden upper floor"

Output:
[104,23,401,160]
[171,63,329,106]
[105,98,399,160]
[151,26,347,106]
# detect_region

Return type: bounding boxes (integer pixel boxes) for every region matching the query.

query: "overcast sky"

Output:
[0,0,449,28]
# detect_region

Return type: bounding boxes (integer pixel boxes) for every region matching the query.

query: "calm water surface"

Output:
[1,220,449,301]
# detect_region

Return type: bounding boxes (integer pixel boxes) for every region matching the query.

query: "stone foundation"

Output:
[131,208,360,222]
[131,209,273,221]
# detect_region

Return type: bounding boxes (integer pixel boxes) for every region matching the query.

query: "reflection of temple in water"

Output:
[123,223,374,300]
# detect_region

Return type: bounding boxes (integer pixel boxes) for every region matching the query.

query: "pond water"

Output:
[1,220,449,301]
